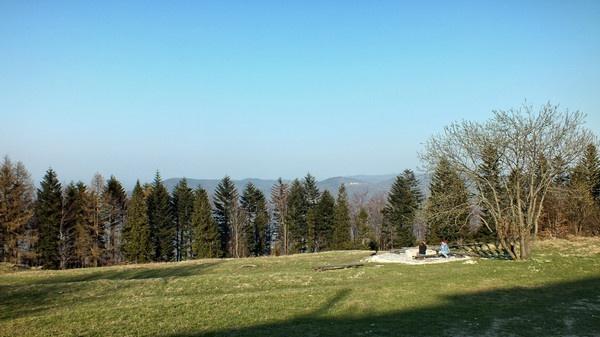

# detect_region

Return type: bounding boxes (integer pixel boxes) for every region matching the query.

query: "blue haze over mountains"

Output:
[163,174,430,199]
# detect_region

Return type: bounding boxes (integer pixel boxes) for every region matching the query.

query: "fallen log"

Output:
[240,264,257,268]
[314,263,364,272]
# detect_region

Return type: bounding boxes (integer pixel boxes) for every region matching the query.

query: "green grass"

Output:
[1,238,600,337]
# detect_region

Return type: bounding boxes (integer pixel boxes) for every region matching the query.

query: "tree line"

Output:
[1,156,440,268]
[0,165,394,268]
[1,104,598,266]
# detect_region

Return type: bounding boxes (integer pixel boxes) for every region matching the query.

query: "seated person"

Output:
[418,241,427,257]
[439,240,450,258]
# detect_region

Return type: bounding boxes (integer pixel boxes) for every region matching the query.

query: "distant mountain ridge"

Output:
[163,174,430,199]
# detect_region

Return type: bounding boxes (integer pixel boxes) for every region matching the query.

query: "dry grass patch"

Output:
[536,236,600,256]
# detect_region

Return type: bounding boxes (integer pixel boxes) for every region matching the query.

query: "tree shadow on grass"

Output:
[165,277,600,337]
[0,261,220,321]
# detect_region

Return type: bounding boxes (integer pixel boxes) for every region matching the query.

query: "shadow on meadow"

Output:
[165,276,600,337]
[0,261,220,321]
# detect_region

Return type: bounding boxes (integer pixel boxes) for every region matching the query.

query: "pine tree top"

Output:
[38,168,62,200]
[303,173,320,205]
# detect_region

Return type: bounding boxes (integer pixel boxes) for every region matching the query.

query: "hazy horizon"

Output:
[24,171,411,190]
[2,1,599,185]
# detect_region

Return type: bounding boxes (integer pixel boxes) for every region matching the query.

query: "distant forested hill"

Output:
[163,174,430,199]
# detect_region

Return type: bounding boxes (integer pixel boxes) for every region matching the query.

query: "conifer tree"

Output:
[314,189,335,251]
[147,171,174,261]
[241,183,270,256]
[567,143,600,235]
[191,187,221,258]
[122,181,152,263]
[332,184,351,249]
[172,178,194,261]
[0,157,34,264]
[63,182,91,268]
[303,174,320,206]
[286,179,308,253]
[382,170,422,248]
[270,178,289,254]
[213,176,238,257]
[425,159,470,243]
[303,173,320,252]
[103,175,127,264]
[35,168,63,269]
[572,143,600,201]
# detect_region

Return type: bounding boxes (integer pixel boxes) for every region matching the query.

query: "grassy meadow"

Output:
[1,237,600,337]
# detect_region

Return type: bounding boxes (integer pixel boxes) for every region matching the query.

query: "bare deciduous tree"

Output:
[422,103,593,259]
[366,192,386,250]
[89,173,105,266]
[350,189,369,242]
[230,198,246,258]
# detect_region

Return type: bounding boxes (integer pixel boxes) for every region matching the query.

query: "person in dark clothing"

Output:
[418,241,427,256]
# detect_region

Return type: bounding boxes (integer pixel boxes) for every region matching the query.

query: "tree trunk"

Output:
[498,235,518,260]
[519,232,531,259]
[283,222,288,255]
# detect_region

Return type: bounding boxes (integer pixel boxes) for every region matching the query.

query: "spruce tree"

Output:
[63,182,91,268]
[270,178,289,254]
[191,187,221,258]
[572,143,600,201]
[147,171,174,261]
[172,178,194,261]
[213,176,238,257]
[314,189,335,251]
[332,184,351,249]
[382,170,422,248]
[405,170,424,205]
[103,175,127,264]
[303,173,320,252]
[35,168,63,269]
[122,181,152,263]
[286,179,308,253]
[241,183,270,256]
[568,144,600,235]
[0,157,34,264]
[426,159,470,243]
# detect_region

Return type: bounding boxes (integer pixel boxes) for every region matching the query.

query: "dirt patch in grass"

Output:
[366,252,471,265]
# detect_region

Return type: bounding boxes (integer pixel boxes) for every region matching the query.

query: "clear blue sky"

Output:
[1,1,599,187]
